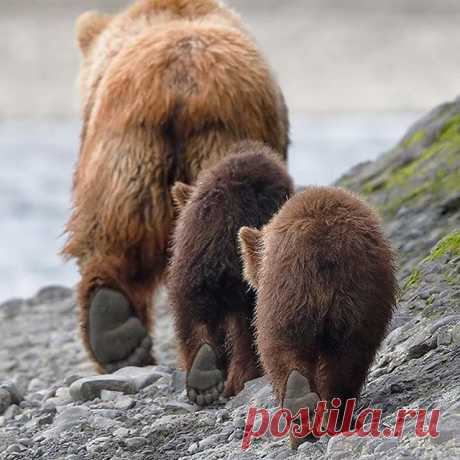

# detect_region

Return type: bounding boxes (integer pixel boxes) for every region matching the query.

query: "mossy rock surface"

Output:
[337,96,460,279]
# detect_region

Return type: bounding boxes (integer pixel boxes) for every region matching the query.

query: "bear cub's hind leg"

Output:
[283,370,321,448]
[187,343,225,406]
[224,313,262,397]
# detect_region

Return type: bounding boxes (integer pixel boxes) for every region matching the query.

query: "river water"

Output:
[0,112,419,301]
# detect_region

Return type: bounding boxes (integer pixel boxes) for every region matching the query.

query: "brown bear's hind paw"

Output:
[283,370,320,449]
[187,343,224,406]
[89,288,154,373]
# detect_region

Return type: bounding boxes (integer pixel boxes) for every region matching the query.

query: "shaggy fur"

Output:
[239,187,397,420]
[63,0,289,371]
[168,142,293,398]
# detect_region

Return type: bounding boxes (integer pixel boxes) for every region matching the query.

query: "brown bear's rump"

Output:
[92,24,286,146]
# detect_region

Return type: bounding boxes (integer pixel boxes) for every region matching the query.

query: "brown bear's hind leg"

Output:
[88,288,154,372]
[223,313,262,397]
[79,253,164,373]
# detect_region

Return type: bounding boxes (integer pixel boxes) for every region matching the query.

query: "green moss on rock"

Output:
[427,231,460,261]
[402,129,426,149]
[365,113,460,217]
[404,268,422,290]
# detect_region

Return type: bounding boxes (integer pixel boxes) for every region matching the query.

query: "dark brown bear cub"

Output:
[168,142,293,405]
[239,186,397,447]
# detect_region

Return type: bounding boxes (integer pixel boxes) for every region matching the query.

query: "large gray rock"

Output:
[69,366,166,401]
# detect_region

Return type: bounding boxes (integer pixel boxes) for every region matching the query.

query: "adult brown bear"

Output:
[239,187,397,447]
[168,142,293,405]
[63,0,289,372]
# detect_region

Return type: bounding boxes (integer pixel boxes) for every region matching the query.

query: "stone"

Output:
[373,438,399,453]
[55,406,91,429]
[69,376,137,401]
[0,382,23,404]
[114,366,165,390]
[164,400,196,413]
[28,378,46,392]
[188,442,199,454]
[114,427,130,438]
[70,367,164,401]
[114,395,136,410]
[0,388,12,414]
[90,415,120,430]
[3,404,20,420]
[125,437,148,449]
[55,387,72,403]
[406,337,437,360]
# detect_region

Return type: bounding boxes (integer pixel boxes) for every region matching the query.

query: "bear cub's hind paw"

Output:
[187,343,225,406]
[89,288,154,373]
[283,370,320,449]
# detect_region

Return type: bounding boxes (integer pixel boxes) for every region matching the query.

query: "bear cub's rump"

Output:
[168,141,293,405]
[239,186,397,446]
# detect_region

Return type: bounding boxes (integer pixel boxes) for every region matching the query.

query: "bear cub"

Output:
[239,186,397,446]
[168,141,293,405]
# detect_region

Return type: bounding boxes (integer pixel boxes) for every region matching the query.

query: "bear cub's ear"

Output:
[76,11,112,55]
[172,182,195,210]
[238,227,263,290]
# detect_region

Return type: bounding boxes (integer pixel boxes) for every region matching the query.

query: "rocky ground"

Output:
[1,98,460,459]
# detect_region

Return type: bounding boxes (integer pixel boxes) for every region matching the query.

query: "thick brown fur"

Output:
[63,0,289,371]
[168,142,293,398]
[239,187,397,416]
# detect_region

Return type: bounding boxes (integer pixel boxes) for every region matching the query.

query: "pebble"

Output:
[406,337,437,360]
[436,329,452,346]
[55,387,72,403]
[90,415,120,430]
[86,436,112,453]
[126,437,148,449]
[164,400,196,413]
[0,388,12,414]
[0,382,23,404]
[373,438,399,453]
[199,433,223,449]
[5,444,21,455]
[28,378,46,392]
[55,406,91,427]
[4,404,20,420]
[114,395,136,410]
[18,438,33,447]
[101,390,120,401]
[114,427,130,438]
